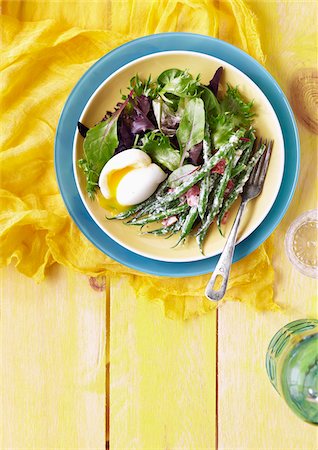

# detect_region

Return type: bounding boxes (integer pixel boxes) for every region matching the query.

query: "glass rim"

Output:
[284,209,318,278]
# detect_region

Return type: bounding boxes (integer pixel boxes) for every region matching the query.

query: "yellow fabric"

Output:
[0,0,278,318]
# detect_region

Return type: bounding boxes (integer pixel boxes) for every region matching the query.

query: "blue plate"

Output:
[55,33,299,277]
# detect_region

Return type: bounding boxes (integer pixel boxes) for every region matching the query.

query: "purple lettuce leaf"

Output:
[152,99,181,137]
[168,135,179,150]
[131,112,155,133]
[188,141,203,165]
[161,110,180,136]
[146,105,157,130]
[77,121,89,138]
[114,95,157,152]
[130,96,156,134]
[136,95,151,115]
[83,94,156,155]
[208,67,224,97]
[115,115,135,153]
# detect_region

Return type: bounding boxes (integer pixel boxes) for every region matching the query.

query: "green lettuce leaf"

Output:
[211,85,255,148]
[157,68,200,100]
[200,86,221,119]
[152,98,181,136]
[80,117,119,198]
[168,164,199,188]
[126,73,158,99]
[140,131,180,171]
[78,93,134,198]
[176,97,205,166]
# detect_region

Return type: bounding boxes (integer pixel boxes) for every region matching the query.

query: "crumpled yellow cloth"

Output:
[1,0,278,318]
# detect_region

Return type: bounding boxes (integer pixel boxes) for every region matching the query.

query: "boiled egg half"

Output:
[98,149,167,212]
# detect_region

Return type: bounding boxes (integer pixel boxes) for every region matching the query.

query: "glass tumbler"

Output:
[285,209,318,278]
[266,319,318,424]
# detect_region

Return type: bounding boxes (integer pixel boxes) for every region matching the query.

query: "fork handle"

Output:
[205,199,248,302]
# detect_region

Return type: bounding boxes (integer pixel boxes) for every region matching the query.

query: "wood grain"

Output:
[1,1,317,449]
[218,1,318,448]
[218,302,318,450]
[109,275,216,450]
[290,69,318,135]
[1,264,106,449]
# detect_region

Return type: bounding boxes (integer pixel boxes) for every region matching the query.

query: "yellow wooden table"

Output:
[1,1,318,449]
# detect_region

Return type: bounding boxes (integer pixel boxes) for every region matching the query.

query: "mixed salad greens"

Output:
[78,67,266,252]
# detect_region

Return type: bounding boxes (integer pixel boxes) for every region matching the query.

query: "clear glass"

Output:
[285,209,318,278]
[266,319,318,424]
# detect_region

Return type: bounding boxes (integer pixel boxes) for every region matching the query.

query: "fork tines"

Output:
[249,139,274,186]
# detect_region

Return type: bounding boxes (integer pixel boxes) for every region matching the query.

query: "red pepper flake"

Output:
[239,137,251,142]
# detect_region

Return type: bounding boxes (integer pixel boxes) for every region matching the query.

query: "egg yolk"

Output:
[98,165,134,213]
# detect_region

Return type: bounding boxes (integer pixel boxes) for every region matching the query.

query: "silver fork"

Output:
[205,139,274,302]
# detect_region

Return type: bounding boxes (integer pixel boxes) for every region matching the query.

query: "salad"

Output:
[78,67,266,252]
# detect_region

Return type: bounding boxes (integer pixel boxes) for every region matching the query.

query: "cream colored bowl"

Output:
[73,51,284,262]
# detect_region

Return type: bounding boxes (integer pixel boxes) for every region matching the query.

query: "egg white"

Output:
[99,148,152,199]
[98,148,167,210]
[116,163,167,206]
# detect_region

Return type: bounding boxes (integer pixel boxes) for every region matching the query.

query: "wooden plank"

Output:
[218,1,318,448]
[218,301,318,450]
[109,275,216,449]
[1,264,105,449]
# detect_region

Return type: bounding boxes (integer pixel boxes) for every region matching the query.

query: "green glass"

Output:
[266,319,318,424]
